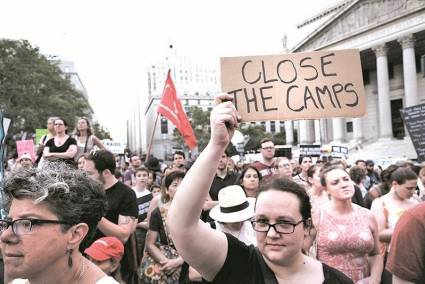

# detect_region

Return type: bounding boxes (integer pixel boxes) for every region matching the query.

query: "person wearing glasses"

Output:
[252,138,276,181]
[1,162,119,283]
[276,156,293,179]
[166,94,353,284]
[42,118,77,166]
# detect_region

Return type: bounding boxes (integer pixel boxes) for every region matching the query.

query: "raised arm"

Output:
[167,94,239,281]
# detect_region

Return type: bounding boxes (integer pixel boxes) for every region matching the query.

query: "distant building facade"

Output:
[287,0,425,149]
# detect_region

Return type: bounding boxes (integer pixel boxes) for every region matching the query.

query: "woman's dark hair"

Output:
[319,165,344,187]
[349,166,366,185]
[3,162,107,250]
[256,178,311,226]
[54,117,69,134]
[160,171,185,203]
[390,167,417,185]
[236,165,262,187]
[298,155,312,165]
[306,164,321,186]
[76,117,93,137]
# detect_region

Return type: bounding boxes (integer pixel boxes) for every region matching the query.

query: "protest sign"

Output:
[400,103,425,162]
[300,144,321,157]
[16,140,36,160]
[331,145,348,159]
[102,140,126,155]
[35,128,48,144]
[221,49,365,122]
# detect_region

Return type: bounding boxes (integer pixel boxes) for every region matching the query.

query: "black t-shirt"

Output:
[45,136,77,164]
[211,234,354,284]
[209,172,237,201]
[149,207,168,245]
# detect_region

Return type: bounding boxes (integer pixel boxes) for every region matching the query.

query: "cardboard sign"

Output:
[400,103,425,162]
[221,49,366,122]
[16,140,36,160]
[102,139,126,155]
[331,145,348,159]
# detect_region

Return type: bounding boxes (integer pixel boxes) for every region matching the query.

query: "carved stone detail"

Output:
[373,44,388,57]
[298,0,425,51]
[398,34,415,49]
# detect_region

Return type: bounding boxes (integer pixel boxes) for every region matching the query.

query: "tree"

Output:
[239,123,270,151]
[92,122,112,140]
[172,106,211,152]
[0,39,104,155]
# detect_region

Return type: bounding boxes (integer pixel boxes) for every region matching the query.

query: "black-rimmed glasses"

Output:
[250,219,304,234]
[0,218,72,236]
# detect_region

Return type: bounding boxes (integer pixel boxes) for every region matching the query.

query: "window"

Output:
[261,121,266,131]
[161,117,168,134]
[388,62,394,79]
[362,69,370,85]
[346,121,353,133]
[270,121,276,132]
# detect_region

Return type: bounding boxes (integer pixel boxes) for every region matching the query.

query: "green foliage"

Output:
[0,39,108,155]
[239,123,271,151]
[92,122,111,140]
[172,106,211,151]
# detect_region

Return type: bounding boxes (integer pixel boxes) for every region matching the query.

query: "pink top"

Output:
[317,205,375,282]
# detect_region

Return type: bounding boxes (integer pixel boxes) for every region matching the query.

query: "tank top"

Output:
[317,206,375,282]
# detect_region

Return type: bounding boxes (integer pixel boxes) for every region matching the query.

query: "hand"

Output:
[160,258,182,273]
[210,93,239,148]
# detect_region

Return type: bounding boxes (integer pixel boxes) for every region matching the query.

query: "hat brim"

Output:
[84,247,112,262]
[209,198,255,223]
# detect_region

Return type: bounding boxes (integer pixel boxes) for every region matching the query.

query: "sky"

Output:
[0,0,342,140]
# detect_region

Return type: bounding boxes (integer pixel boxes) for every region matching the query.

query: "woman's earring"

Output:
[67,248,73,268]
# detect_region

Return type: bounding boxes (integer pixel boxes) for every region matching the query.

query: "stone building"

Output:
[288,0,425,159]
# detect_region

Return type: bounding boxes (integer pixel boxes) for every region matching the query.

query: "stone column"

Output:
[299,120,308,144]
[314,120,321,144]
[285,121,294,145]
[332,118,345,144]
[399,34,418,107]
[373,44,393,139]
[352,118,363,143]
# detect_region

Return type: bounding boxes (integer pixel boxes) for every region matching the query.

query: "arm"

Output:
[167,94,239,281]
[47,144,78,159]
[145,230,168,263]
[366,212,384,284]
[92,135,107,150]
[392,275,414,284]
[370,198,392,243]
[136,220,149,230]
[97,215,137,243]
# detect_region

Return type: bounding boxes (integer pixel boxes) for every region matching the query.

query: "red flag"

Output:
[157,70,197,149]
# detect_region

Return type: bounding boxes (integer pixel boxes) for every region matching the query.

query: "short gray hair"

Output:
[2,162,107,250]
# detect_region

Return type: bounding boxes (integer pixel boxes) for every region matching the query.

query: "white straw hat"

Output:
[209,185,255,223]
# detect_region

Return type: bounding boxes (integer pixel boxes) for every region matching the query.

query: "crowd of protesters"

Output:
[1,104,425,284]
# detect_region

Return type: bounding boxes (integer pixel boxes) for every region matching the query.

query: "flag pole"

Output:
[146,112,160,160]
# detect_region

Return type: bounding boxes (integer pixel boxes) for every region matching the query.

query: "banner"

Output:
[221,49,365,122]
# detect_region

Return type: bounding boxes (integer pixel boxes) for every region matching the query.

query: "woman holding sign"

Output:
[167,94,353,284]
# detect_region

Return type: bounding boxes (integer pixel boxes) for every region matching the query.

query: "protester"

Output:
[306,164,328,216]
[42,118,77,166]
[35,116,58,166]
[123,154,142,187]
[150,184,162,197]
[226,158,237,175]
[275,156,293,179]
[77,153,89,170]
[83,150,139,284]
[293,155,313,188]
[85,236,124,282]
[365,160,380,190]
[370,167,419,283]
[349,165,368,198]
[209,185,257,246]
[417,166,425,201]
[364,164,400,209]
[314,165,383,283]
[13,153,33,170]
[132,167,153,260]
[1,162,117,283]
[252,138,276,181]
[166,94,353,284]
[386,202,425,283]
[144,156,162,185]
[144,171,187,283]
[235,165,261,198]
[173,150,186,172]
[73,117,106,161]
